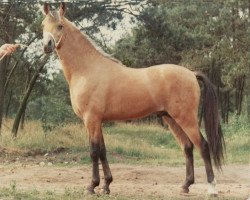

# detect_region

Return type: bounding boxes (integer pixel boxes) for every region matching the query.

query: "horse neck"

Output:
[56,19,107,83]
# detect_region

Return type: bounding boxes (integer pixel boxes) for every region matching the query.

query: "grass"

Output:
[221,115,250,164]
[0,185,240,200]
[0,116,249,166]
[0,119,189,166]
[0,181,166,200]
[1,119,88,152]
[0,186,131,200]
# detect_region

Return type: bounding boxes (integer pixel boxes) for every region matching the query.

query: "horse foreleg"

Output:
[100,134,113,194]
[88,142,100,194]
[85,118,101,194]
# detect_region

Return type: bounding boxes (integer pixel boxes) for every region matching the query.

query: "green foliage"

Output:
[222,114,250,164]
[10,180,17,195]
[113,0,250,119]
[224,114,250,137]
[113,2,210,67]
[28,73,79,132]
[41,97,77,132]
[38,73,79,131]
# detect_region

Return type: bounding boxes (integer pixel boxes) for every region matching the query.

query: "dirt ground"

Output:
[0,163,249,199]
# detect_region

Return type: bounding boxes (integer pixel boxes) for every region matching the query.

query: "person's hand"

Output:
[0,44,19,56]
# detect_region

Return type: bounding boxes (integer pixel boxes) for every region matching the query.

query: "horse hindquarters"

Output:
[162,71,221,195]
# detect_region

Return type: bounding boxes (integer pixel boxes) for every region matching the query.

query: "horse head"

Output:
[42,2,66,53]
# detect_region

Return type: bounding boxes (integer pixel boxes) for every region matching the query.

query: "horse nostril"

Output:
[44,46,49,53]
[44,45,52,53]
[48,40,52,47]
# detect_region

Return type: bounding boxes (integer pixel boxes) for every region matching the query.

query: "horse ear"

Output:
[43,3,50,15]
[59,2,66,17]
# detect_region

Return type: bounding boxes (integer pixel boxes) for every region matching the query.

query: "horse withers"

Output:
[42,3,225,196]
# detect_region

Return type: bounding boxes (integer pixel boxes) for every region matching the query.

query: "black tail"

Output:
[196,72,225,169]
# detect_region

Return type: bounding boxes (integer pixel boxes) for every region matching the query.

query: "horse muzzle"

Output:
[44,39,55,54]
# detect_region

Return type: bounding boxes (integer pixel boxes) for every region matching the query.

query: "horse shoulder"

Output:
[69,76,92,119]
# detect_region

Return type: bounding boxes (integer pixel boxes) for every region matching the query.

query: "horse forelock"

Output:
[48,11,61,22]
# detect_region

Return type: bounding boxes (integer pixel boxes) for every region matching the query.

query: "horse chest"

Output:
[69,82,102,119]
[70,93,87,118]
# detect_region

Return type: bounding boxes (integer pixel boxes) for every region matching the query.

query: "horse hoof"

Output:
[180,187,189,193]
[100,186,110,195]
[85,186,95,195]
[207,179,218,197]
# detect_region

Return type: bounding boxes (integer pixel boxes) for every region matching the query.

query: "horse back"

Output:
[101,64,200,121]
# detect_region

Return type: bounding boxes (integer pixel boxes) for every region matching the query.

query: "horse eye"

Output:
[57,24,63,30]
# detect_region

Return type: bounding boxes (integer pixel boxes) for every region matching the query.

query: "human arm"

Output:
[0,44,19,57]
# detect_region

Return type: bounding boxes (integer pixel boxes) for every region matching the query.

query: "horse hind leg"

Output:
[162,116,194,193]
[175,116,217,196]
[200,133,217,196]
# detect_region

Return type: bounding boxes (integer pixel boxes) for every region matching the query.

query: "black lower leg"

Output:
[182,142,194,193]
[100,137,113,194]
[200,135,214,183]
[87,142,100,193]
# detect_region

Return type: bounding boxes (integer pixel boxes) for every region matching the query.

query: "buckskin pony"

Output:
[42,3,225,196]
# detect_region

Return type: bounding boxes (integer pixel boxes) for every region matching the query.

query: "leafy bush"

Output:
[41,97,79,132]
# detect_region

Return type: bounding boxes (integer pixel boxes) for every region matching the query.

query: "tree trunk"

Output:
[225,90,230,123]
[12,61,46,137]
[0,4,14,133]
[20,67,32,130]
[237,75,245,115]
[0,57,10,134]
[5,89,13,118]
[20,109,26,130]
[247,75,250,119]
[247,0,250,119]
[0,60,6,133]
[235,75,246,115]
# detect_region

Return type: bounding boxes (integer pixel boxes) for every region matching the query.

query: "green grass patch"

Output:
[0,186,148,200]
[0,186,242,200]
[0,116,249,166]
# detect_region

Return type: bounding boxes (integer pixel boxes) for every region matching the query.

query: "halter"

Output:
[44,31,64,50]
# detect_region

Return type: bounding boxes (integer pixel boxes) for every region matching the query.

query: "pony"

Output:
[42,3,225,196]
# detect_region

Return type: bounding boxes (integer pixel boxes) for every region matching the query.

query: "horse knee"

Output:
[184,143,193,157]
[90,143,100,162]
[99,147,107,161]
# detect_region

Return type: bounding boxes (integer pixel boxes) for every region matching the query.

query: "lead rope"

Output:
[0,44,29,61]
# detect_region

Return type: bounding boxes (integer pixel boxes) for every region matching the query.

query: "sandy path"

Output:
[0,164,249,199]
